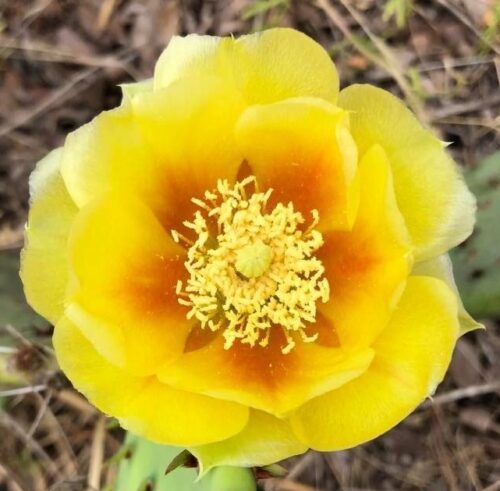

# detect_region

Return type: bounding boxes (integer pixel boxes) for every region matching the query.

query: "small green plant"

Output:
[242,0,289,21]
[480,4,500,52]
[408,68,429,100]
[383,0,414,28]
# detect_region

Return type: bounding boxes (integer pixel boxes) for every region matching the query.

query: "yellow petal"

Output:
[318,144,412,348]
[129,76,245,230]
[158,325,374,416]
[54,316,249,446]
[154,28,339,104]
[67,194,193,376]
[412,254,483,335]
[20,148,77,324]
[338,84,476,261]
[235,97,358,231]
[120,78,153,103]
[60,77,244,232]
[60,103,150,208]
[191,410,307,474]
[290,276,459,451]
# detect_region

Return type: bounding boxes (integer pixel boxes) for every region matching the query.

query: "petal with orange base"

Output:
[318,144,412,349]
[158,318,374,416]
[67,193,193,376]
[154,28,339,105]
[61,77,244,232]
[235,97,358,231]
[54,316,249,447]
[128,77,245,231]
[290,276,459,451]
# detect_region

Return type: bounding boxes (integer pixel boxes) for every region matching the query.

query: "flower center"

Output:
[172,176,330,354]
[235,240,273,279]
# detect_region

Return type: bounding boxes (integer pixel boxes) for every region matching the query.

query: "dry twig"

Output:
[87,416,106,491]
[424,382,500,407]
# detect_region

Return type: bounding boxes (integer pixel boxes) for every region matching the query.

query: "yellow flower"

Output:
[21,28,480,471]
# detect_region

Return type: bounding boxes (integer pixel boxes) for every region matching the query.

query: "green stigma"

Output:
[235,240,274,279]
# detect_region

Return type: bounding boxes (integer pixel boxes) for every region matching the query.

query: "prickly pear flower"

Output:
[21,28,480,471]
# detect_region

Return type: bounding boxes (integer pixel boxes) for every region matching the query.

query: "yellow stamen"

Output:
[173,176,330,354]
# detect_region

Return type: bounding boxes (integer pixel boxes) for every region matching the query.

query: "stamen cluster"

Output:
[173,176,330,354]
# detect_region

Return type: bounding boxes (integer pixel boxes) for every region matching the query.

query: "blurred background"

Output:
[0,1,499,490]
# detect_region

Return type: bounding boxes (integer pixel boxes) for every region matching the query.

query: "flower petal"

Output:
[120,78,153,103]
[319,144,412,348]
[158,321,374,416]
[191,410,307,474]
[235,97,358,231]
[54,316,249,447]
[67,194,193,376]
[61,76,244,232]
[154,28,339,104]
[129,77,245,230]
[20,148,78,324]
[338,84,476,260]
[60,102,150,208]
[412,254,483,335]
[290,276,459,451]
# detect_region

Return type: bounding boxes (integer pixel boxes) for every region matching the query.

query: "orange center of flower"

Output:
[172,176,330,354]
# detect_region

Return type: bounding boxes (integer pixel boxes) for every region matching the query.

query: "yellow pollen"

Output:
[173,176,330,354]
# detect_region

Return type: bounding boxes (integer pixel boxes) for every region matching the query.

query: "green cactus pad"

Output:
[451,152,500,318]
[115,434,198,491]
[116,434,258,491]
